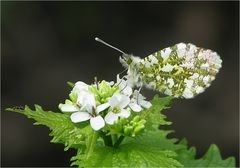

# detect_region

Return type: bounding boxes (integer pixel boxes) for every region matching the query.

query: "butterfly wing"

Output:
[138,43,222,98]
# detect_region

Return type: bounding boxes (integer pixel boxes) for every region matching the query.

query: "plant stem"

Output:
[102,134,113,147]
[99,131,113,147]
[86,131,98,160]
[113,136,125,148]
[111,134,118,145]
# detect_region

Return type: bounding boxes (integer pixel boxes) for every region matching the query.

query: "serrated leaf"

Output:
[176,139,236,167]
[141,95,173,130]
[6,105,92,151]
[71,130,184,168]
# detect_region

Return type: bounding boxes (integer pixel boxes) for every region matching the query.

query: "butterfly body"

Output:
[119,54,143,88]
[119,43,222,99]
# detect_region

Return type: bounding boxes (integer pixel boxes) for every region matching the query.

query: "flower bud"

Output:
[119,117,127,125]
[69,93,77,103]
[133,115,140,122]
[137,119,146,126]
[134,125,145,134]
[124,125,134,136]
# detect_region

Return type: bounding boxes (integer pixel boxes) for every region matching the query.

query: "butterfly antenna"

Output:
[95,37,127,55]
[137,85,142,105]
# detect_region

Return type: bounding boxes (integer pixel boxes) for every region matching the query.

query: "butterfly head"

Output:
[119,53,131,67]
[95,37,140,68]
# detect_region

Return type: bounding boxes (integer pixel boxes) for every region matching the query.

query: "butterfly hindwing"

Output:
[136,43,222,98]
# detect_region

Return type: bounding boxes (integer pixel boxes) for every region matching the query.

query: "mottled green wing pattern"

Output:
[137,43,222,98]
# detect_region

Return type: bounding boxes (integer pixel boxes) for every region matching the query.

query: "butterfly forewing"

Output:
[138,43,222,98]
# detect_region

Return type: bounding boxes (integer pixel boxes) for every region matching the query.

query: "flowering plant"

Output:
[7,76,235,167]
[7,39,235,167]
[59,78,151,138]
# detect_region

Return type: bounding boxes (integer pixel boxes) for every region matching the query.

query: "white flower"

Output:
[104,93,131,125]
[148,55,158,64]
[203,75,210,85]
[75,90,91,106]
[209,52,222,69]
[183,87,194,99]
[177,43,186,50]
[184,79,194,88]
[161,64,174,72]
[61,93,108,131]
[161,47,172,60]
[180,62,194,69]
[189,44,197,53]
[148,81,156,89]
[71,81,89,94]
[177,43,186,58]
[167,78,174,88]
[164,88,172,96]
[59,103,78,112]
[106,81,114,86]
[156,75,161,81]
[144,60,152,68]
[117,75,133,96]
[199,75,204,80]
[148,74,154,77]
[191,73,199,79]
[195,85,204,94]
[129,90,152,112]
[200,63,209,69]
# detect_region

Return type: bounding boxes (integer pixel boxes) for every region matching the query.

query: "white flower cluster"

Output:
[121,42,222,99]
[59,77,151,131]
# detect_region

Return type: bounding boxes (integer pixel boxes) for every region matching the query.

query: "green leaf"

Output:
[71,130,184,167]
[6,105,92,151]
[176,139,236,167]
[7,96,236,168]
[141,95,173,130]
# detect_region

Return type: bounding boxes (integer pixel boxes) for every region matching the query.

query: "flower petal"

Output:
[96,103,110,114]
[129,103,142,112]
[133,90,146,100]
[119,95,130,108]
[182,87,194,99]
[106,81,114,86]
[104,112,118,125]
[118,109,131,118]
[85,94,96,107]
[140,100,152,109]
[59,104,78,112]
[161,64,174,72]
[90,116,105,131]
[77,90,91,105]
[81,93,96,112]
[109,95,120,107]
[72,81,89,93]
[122,86,133,97]
[70,112,91,123]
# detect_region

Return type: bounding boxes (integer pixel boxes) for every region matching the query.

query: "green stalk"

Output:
[111,134,118,145]
[100,131,113,147]
[85,131,98,160]
[113,136,125,148]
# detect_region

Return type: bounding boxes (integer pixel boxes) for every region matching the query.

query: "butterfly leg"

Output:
[136,85,142,105]
[118,68,128,76]
[116,69,128,87]
[120,80,129,93]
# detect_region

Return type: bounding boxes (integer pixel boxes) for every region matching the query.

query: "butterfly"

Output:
[95,37,222,99]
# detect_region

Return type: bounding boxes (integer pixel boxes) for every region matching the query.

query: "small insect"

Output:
[95,37,222,99]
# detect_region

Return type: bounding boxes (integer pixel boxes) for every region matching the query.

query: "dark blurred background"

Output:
[1,1,239,167]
